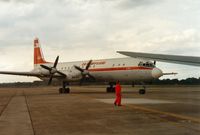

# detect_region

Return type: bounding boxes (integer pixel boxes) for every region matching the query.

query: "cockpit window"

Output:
[138,61,155,68]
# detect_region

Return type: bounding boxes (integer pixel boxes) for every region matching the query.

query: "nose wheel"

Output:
[139,84,146,94]
[139,89,146,94]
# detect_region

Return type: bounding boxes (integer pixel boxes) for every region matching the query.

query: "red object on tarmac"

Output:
[114,82,122,106]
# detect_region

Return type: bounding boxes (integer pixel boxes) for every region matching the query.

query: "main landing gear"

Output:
[106,82,115,93]
[59,81,70,94]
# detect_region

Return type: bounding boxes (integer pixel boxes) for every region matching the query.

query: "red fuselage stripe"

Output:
[88,66,153,72]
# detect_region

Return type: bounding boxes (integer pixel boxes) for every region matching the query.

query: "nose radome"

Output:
[152,68,163,79]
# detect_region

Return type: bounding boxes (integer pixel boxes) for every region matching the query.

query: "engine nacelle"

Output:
[66,69,82,81]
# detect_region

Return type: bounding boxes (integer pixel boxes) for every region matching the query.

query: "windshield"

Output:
[138,61,155,68]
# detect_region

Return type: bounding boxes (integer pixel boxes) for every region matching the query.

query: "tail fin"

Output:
[34,38,48,65]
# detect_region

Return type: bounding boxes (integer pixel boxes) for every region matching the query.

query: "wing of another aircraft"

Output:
[117,51,200,67]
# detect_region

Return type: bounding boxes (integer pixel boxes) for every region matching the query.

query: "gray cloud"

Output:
[0,0,10,2]
[0,0,34,3]
[115,0,162,10]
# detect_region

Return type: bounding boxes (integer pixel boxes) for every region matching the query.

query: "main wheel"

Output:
[111,87,115,93]
[107,87,115,93]
[139,89,146,94]
[106,87,111,93]
[59,88,63,94]
[64,88,70,93]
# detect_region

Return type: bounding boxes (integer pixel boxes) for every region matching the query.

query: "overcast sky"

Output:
[0,0,200,82]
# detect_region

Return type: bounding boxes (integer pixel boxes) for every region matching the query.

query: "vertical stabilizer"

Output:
[34,38,48,65]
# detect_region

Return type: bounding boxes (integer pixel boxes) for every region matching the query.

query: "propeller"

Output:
[40,56,66,85]
[74,60,95,85]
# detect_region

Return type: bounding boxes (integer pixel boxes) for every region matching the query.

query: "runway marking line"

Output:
[0,91,16,117]
[125,104,200,124]
[23,90,36,135]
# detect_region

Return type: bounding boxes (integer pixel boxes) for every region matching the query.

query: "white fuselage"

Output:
[33,57,163,82]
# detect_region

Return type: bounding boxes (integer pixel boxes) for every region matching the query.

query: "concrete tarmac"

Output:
[0,85,199,135]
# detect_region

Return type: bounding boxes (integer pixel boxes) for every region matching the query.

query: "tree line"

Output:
[0,77,199,88]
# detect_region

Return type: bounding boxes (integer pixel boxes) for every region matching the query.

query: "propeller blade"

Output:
[86,60,92,70]
[53,56,59,68]
[48,75,53,85]
[57,71,66,77]
[40,65,51,71]
[74,60,94,85]
[74,65,84,72]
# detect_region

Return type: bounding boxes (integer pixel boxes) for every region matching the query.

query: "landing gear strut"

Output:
[106,82,115,93]
[59,81,70,94]
[139,85,146,94]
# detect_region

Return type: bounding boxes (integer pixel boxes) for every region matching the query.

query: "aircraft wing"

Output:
[0,71,44,77]
[117,51,200,66]
[0,71,64,78]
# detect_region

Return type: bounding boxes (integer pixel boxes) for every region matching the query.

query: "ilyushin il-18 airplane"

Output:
[2,38,195,94]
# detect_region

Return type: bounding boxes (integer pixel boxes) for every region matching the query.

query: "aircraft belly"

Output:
[91,70,152,81]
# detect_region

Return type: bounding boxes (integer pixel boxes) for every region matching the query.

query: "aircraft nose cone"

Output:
[152,68,163,79]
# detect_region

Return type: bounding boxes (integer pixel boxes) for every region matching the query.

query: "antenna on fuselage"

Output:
[154,61,156,65]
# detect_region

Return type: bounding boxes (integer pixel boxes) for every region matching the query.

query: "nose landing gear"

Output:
[139,85,146,94]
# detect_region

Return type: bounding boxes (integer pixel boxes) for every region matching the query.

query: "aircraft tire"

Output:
[59,88,63,94]
[106,87,111,93]
[112,87,115,92]
[139,89,146,94]
[64,88,70,93]
[107,87,115,93]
